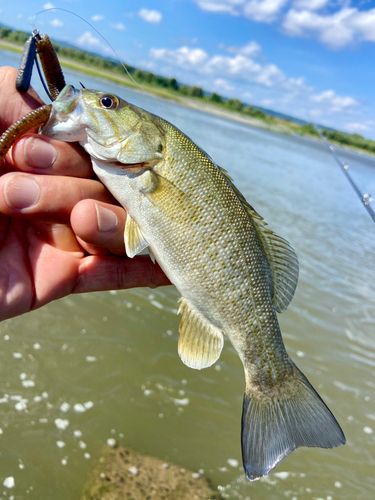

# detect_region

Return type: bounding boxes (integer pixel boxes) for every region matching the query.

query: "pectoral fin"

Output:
[178,298,224,370]
[124,215,149,258]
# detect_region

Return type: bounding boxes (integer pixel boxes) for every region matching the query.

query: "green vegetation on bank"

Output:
[1,27,374,155]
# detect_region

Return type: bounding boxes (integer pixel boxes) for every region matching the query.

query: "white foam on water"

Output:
[363,426,373,434]
[0,428,3,434]
[13,352,22,359]
[20,373,27,380]
[55,418,69,430]
[107,438,116,446]
[33,396,42,402]
[33,343,41,350]
[79,441,87,449]
[60,402,70,412]
[3,335,9,340]
[227,459,239,468]
[172,398,190,406]
[56,441,66,448]
[192,473,200,479]
[3,477,15,488]
[274,471,290,480]
[15,399,28,411]
[86,356,97,362]
[22,380,35,388]
[61,458,67,466]
[335,481,342,488]
[84,401,94,410]
[74,430,82,438]
[84,453,91,459]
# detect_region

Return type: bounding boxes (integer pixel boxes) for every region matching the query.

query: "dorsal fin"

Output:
[217,166,299,313]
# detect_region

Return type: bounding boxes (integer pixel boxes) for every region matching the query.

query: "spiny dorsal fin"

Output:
[178,298,224,370]
[217,165,299,313]
[124,214,149,258]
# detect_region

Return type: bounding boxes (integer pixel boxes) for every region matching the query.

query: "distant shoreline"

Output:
[1,40,374,160]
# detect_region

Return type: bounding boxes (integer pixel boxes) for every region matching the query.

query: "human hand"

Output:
[0,66,170,322]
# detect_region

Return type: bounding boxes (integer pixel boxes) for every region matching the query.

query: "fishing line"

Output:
[312,123,375,224]
[31,7,153,98]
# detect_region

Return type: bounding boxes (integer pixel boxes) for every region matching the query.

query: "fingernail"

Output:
[23,137,57,168]
[5,175,40,209]
[95,203,118,232]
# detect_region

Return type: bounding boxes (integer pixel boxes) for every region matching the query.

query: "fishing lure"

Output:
[0,29,64,166]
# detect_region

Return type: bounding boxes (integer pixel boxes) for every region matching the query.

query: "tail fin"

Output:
[241,366,345,481]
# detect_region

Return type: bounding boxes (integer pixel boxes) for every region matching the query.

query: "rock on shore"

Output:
[81,445,222,500]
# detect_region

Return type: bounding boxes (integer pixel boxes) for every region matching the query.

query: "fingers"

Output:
[0,172,116,224]
[10,134,93,178]
[71,200,126,255]
[74,254,171,293]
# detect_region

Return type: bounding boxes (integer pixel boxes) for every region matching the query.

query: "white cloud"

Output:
[150,44,311,92]
[194,0,245,15]
[150,46,209,69]
[193,1,375,49]
[344,121,375,133]
[292,0,328,11]
[91,15,104,22]
[50,19,63,28]
[43,2,55,9]
[244,0,288,23]
[194,0,287,22]
[283,7,375,49]
[220,40,262,57]
[214,78,234,91]
[310,90,359,113]
[138,9,162,24]
[111,23,126,31]
[76,31,102,48]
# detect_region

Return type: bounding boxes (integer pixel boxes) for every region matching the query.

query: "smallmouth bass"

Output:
[41,85,345,480]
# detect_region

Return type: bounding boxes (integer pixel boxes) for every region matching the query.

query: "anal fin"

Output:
[178,298,224,370]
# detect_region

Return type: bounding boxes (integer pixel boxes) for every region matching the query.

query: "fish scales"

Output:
[41,85,345,481]
[150,122,292,383]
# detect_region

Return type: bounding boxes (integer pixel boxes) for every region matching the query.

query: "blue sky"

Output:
[1,0,375,138]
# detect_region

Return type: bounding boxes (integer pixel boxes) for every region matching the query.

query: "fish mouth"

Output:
[41,85,87,142]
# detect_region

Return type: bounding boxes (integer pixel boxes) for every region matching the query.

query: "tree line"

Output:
[1,27,374,154]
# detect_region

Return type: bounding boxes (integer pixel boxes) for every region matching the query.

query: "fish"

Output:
[41,84,346,480]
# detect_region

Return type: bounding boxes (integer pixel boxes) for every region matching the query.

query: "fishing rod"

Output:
[313,124,375,224]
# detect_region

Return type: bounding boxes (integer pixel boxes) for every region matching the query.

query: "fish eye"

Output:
[99,95,119,109]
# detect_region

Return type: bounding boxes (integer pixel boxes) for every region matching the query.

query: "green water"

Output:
[1,50,375,499]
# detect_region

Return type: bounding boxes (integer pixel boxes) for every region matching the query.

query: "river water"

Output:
[1,49,375,500]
